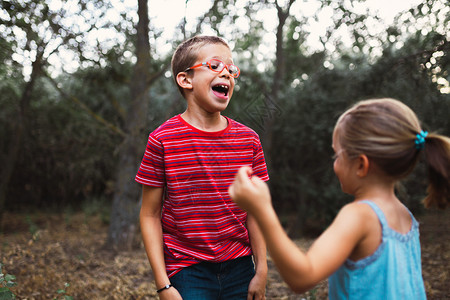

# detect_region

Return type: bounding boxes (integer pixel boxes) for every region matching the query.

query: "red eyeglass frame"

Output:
[184,59,240,78]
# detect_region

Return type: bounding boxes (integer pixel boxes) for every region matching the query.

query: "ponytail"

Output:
[422,133,450,209]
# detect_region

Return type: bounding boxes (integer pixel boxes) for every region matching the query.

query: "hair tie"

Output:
[415,130,428,150]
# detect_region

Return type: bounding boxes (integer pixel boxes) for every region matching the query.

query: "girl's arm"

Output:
[229,166,368,293]
[140,185,182,299]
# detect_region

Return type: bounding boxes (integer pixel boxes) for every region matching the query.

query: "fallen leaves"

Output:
[0,209,448,299]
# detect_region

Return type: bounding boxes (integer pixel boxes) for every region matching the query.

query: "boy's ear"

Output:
[356,154,370,177]
[176,72,193,90]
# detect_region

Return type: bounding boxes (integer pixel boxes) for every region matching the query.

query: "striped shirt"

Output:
[135,114,269,277]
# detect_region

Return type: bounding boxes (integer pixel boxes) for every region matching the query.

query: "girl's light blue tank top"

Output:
[328,200,426,300]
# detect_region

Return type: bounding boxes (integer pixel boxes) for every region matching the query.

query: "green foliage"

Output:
[1,70,123,210]
[25,215,40,241]
[53,283,73,300]
[0,262,73,300]
[0,263,16,300]
[268,24,448,234]
[1,0,448,236]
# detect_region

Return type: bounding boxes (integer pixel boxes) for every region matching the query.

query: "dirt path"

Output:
[1,208,448,299]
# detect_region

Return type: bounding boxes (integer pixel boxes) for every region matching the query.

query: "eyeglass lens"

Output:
[209,60,239,76]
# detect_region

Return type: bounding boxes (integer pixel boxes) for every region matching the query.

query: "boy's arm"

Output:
[247,213,268,299]
[140,185,181,299]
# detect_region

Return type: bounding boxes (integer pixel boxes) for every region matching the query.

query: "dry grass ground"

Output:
[0,208,448,299]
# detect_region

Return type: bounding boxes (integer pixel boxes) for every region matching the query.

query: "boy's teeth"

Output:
[212,84,229,97]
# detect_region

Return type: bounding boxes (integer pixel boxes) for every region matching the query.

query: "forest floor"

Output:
[0,208,448,300]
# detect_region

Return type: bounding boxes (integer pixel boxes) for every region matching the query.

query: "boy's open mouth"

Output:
[212,84,229,97]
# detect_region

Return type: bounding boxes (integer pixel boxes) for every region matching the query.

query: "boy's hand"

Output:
[158,286,182,300]
[247,272,267,300]
[229,166,271,214]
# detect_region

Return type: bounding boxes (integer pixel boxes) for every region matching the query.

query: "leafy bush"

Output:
[0,263,16,300]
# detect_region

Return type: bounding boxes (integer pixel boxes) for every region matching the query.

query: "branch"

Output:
[43,71,126,137]
[391,39,449,71]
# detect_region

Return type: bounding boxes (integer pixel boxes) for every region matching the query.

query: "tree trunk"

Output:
[261,0,294,172]
[0,53,42,229]
[106,0,151,251]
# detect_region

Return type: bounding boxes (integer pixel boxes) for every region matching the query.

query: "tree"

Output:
[0,0,73,223]
[268,0,449,235]
[1,0,447,241]
[0,0,136,224]
[0,23,23,225]
[105,0,241,250]
[261,0,296,171]
[106,0,152,251]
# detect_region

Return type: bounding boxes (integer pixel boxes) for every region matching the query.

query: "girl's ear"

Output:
[176,72,193,90]
[356,154,370,177]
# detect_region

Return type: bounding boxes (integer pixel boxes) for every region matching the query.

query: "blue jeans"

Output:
[170,256,255,300]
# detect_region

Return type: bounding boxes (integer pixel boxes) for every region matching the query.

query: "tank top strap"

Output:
[361,200,420,243]
[359,200,388,232]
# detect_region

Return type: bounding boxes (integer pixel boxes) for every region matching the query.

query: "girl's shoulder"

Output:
[336,201,383,240]
[338,201,379,223]
[330,202,379,244]
[337,201,383,261]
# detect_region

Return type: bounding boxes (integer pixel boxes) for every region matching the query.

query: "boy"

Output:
[136,36,269,299]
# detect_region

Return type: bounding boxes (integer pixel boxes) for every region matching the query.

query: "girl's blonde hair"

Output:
[334,98,450,208]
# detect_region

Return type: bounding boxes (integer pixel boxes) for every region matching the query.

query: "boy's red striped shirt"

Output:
[136,114,269,277]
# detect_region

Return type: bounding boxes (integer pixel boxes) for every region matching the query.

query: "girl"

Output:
[228,98,449,299]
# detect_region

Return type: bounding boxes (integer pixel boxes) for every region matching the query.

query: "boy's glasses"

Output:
[184,59,240,78]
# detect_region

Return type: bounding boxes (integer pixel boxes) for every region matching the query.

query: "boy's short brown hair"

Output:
[171,35,230,96]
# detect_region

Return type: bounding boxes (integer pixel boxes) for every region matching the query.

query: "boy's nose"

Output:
[219,67,231,78]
